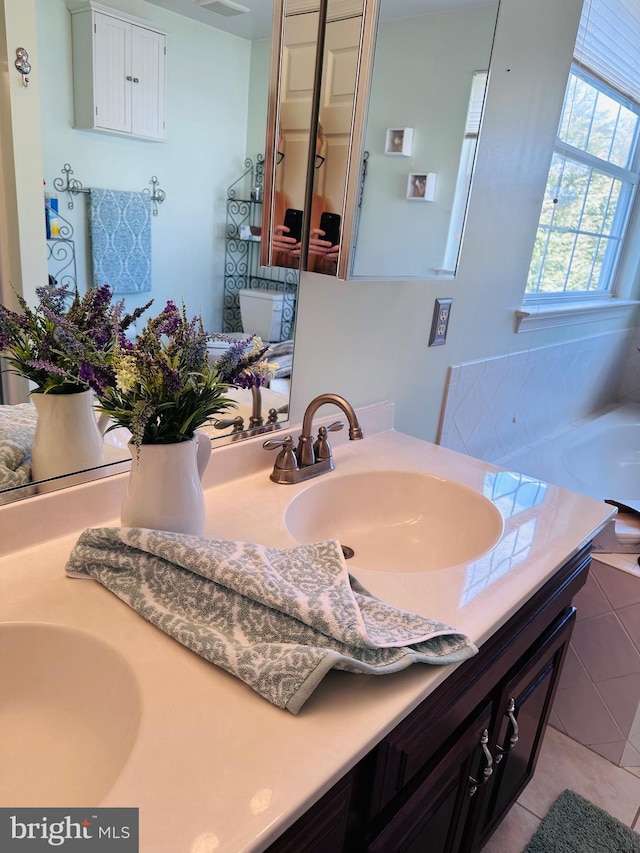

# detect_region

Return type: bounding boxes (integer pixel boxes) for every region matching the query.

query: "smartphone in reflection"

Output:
[283,208,303,243]
[319,212,341,247]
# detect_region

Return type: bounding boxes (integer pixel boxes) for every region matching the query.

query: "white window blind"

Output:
[465,71,488,136]
[575,0,640,102]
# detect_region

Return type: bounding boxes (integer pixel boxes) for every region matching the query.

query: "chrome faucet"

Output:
[263,393,364,484]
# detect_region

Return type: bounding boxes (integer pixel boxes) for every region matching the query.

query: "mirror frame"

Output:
[261,0,380,280]
[262,0,499,282]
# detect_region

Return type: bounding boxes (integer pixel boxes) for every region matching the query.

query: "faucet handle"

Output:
[214,415,245,433]
[313,421,343,462]
[263,435,298,472]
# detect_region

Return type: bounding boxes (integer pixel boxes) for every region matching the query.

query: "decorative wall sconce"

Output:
[14,48,31,87]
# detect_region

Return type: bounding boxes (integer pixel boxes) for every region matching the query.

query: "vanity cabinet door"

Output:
[366,704,493,853]
[477,606,576,848]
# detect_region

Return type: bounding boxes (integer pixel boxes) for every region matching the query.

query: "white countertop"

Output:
[0,403,614,852]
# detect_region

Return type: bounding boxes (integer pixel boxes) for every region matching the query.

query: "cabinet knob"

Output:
[468,729,494,797]
[126,75,133,81]
[133,77,140,83]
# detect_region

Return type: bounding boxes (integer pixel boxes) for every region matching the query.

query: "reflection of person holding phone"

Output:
[272,123,341,276]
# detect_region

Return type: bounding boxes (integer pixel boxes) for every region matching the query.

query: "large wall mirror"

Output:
[0,0,500,506]
[0,0,292,506]
[263,0,500,280]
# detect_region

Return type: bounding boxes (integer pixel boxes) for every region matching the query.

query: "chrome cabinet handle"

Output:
[468,729,494,797]
[495,697,520,764]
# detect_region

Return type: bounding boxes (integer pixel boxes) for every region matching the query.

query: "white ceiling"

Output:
[141,0,492,41]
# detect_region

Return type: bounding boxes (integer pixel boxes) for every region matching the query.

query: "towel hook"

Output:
[143,176,166,217]
[15,47,31,87]
[53,163,84,210]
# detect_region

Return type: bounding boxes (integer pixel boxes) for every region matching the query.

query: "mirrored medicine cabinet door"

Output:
[261,0,500,282]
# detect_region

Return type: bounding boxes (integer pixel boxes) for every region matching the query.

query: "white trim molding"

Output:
[515,299,640,332]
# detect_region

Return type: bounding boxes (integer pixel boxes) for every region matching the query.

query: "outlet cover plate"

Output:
[429,298,452,346]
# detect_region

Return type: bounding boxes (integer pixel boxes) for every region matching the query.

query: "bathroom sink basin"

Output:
[285,471,503,572]
[0,622,141,807]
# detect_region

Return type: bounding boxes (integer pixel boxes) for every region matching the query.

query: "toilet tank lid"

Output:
[239,288,284,302]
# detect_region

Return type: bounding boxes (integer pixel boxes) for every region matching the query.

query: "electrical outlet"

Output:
[429,298,452,346]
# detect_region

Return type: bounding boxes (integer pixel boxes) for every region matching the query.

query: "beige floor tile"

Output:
[518,726,640,826]
[481,803,540,852]
[626,765,640,780]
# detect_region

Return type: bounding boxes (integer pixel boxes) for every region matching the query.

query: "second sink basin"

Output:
[285,471,503,572]
[0,621,142,807]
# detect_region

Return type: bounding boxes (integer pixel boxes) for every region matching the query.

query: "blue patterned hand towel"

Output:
[66,527,478,713]
[88,189,151,294]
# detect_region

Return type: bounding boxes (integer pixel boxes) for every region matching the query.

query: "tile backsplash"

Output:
[438,329,640,462]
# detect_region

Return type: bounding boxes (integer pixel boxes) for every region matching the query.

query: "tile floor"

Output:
[481,725,640,851]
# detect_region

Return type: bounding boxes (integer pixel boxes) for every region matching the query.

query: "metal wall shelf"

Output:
[223,156,298,342]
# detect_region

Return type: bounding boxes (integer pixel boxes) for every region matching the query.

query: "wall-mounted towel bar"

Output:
[53,163,166,216]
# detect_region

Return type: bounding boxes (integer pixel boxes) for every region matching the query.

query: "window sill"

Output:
[515,299,640,332]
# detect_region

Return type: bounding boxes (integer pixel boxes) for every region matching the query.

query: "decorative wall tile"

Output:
[573,571,614,621]
[593,561,640,610]
[597,674,640,736]
[553,680,623,745]
[572,613,640,683]
[438,330,634,462]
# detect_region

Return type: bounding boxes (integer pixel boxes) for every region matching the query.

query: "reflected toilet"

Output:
[238,288,284,343]
[208,288,285,364]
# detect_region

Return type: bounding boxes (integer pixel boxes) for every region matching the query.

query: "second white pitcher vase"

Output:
[30,389,106,483]
[121,431,212,536]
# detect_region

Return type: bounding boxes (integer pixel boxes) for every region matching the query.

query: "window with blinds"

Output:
[525,0,640,302]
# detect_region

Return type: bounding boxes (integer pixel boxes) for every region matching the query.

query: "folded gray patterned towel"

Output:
[0,403,37,500]
[66,527,478,713]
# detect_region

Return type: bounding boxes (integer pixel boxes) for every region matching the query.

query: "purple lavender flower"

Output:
[0,283,152,393]
[25,360,69,376]
[160,361,183,396]
[154,301,181,337]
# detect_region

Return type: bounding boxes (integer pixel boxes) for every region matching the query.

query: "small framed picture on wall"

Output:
[407,173,436,201]
[385,127,414,156]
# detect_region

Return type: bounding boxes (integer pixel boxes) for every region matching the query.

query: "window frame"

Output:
[524,64,640,308]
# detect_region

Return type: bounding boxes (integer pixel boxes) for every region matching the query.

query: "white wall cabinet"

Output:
[69,1,167,142]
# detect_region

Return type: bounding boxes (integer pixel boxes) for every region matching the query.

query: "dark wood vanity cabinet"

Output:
[267,545,590,853]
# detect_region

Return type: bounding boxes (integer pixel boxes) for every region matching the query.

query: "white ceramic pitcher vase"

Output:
[121,431,212,535]
[30,390,106,483]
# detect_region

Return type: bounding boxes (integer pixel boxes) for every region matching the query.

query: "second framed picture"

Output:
[385,127,413,156]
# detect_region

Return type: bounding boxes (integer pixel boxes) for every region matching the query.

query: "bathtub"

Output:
[499,403,640,767]
[498,403,640,508]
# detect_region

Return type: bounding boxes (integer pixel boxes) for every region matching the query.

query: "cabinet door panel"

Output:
[94,13,131,133]
[480,607,576,843]
[131,27,166,140]
[367,705,493,853]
